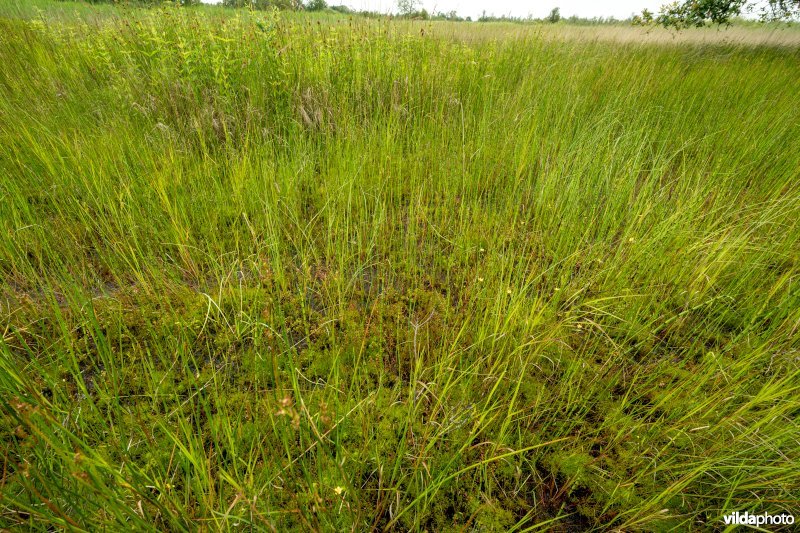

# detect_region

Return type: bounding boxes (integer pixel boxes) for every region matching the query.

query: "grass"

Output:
[0,1,799,530]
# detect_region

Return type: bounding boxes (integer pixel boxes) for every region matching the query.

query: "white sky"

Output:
[202,0,666,20]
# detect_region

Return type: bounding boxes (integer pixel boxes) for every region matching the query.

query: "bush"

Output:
[306,0,327,11]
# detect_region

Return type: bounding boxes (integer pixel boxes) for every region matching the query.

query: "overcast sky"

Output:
[202,0,666,20]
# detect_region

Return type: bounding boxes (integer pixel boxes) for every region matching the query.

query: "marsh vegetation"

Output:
[0,1,799,530]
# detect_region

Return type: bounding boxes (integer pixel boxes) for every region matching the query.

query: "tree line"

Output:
[62,0,800,26]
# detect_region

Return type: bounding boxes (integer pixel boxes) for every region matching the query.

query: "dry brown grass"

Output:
[418,20,800,47]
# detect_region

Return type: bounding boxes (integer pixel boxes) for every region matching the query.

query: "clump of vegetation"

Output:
[546,6,561,23]
[644,0,800,28]
[0,0,799,530]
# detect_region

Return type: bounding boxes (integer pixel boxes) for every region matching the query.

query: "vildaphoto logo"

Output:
[722,511,795,526]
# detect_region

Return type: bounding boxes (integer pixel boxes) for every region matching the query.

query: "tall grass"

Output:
[1,1,799,530]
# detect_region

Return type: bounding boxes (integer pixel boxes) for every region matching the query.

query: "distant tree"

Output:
[223,0,271,8]
[306,0,327,10]
[397,0,418,16]
[546,7,561,23]
[438,9,460,20]
[222,0,303,9]
[647,0,800,29]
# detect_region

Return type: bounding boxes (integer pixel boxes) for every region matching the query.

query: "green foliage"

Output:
[546,6,561,23]
[656,0,746,28]
[223,0,300,10]
[1,1,800,530]
[305,0,327,11]
[649,0,800,29]
[632,8,653,25]
[396,0,417,16]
